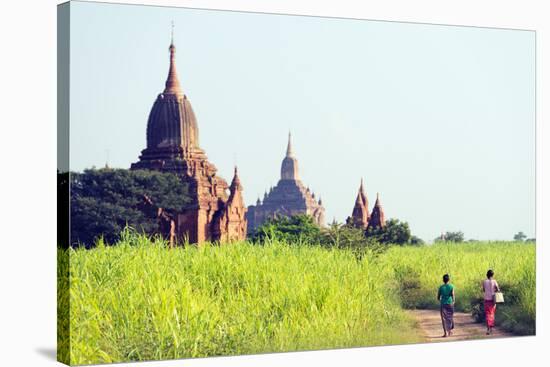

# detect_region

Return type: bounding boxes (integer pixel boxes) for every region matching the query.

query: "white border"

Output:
[0,1,547,366]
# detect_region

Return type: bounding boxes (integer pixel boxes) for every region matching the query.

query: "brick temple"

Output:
[131,38,247,244]
[246,134,325,233]
[346,179,386,231]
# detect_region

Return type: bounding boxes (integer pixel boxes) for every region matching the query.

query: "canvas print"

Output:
[57,1,536,365]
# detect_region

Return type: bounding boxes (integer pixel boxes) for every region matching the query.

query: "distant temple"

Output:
[346,180,386,231]
[367,193,386,231]
[131,36,247,244]
[246,134,325,233]
[347,179,370,229]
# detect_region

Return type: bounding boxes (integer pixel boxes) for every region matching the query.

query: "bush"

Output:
[251,217,390,260]
[393,265,434,309]
[250,214,321,245]
[434,231,465,243]
[319,222,387,260]
[513,231,527,242]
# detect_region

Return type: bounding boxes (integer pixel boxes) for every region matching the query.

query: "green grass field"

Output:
[58,235,535,365]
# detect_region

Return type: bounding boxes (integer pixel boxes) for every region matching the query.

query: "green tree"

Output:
[434,231,465,243]
[320,222,386,259]
[513,231,527,242]
[410,235,425,246]
[250,214,321,244]
[366,218,412,245]
[70,168,190,247]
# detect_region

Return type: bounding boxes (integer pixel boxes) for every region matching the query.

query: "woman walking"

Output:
[437,274,455,337]
[482,269,500,335]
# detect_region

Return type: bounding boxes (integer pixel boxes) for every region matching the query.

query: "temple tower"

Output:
[347,179,369,229]
[367,193,386,231]
[131,35,207,173]
[217,167,248,242]
[246,133,325,233]
[281,132,299,180]
[131,34,247,244]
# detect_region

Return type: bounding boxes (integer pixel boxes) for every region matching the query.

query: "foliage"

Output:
[319,222,387,259]
[434,231,465,243]
[365,218,412,245]
[251,215,421,252]
[409,235,425,245]
[70,168,190,247]
[513,231,527,242]
[251,215,394,259]
[60,231,422,364]
[250,214,322,245]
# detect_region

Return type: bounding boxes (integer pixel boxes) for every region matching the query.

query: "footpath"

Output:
[409,309,512,342]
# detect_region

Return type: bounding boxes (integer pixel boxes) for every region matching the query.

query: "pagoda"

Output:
[347,180,386,231]
[346,179,370,229]
[131,34,247,244]
[367,193,386,231]
[246,133,325,233]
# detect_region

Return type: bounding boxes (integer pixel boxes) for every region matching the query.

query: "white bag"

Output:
[493,291,504,304]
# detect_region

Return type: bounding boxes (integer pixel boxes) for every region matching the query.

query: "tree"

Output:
[250,214,321,244]
[434,231,464,243]
[320,222,386,259]
[366,218,412,245]
[445,231,464,242]
[410,235,425,246]
[513,231,527,242]
[70,168,190,247]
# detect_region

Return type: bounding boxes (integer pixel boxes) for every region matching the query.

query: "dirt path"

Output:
[409,309,513,342]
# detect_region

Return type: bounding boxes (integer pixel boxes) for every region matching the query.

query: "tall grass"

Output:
[59,236,535,365]
[60,234,420,365]
[379,242,535,335]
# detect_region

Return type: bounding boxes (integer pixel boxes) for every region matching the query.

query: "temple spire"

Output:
[359,178,369,216]
[281,133,299,180]
[286,131,294,157]
[348,179,369,229]
[359,178,365,203]
[171,20,174,45]
[367,192,386,230]
[164,23,183,96]
[230,166,242,190]
[354,191,364,207]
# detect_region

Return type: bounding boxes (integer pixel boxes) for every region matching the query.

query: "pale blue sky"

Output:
[69,1,535,241]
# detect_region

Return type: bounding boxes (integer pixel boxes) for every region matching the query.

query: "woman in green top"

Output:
[437,274,455,337]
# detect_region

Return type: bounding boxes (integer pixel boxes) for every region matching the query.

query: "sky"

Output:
[68,1,535,242]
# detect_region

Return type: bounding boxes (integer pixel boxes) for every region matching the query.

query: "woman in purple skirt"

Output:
[437,273,455,337]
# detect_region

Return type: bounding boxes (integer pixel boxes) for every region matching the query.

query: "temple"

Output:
[367,193,386,231]
[246,133,325,233]
[131,35,247,244]
[347,181,386,231]
[346,179,370,229]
